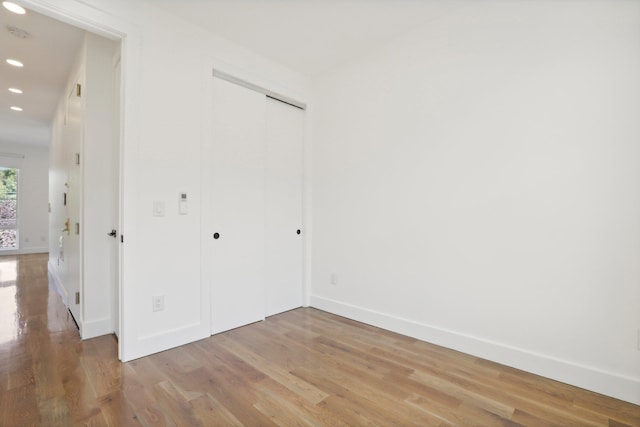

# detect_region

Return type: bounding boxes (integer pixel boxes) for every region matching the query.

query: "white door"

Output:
[111,55,121,338]
[265,97,304,316]
[65,78,83,328]
[209,77,266,335]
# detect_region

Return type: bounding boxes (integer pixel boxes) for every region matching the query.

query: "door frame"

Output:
[64,73,84,330]
[22,0,141,361]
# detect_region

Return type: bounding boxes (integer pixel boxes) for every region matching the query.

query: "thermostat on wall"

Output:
[179,192,188,215]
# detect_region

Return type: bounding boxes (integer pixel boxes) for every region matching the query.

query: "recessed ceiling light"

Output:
[10,106,23,111]
[2,2,26,15]
[8,87,22,94]
[6,58,23,67]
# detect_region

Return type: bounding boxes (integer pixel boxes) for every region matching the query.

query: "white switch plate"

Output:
[179,192,188,215]
[153,201,165,217]
[152,295,164,312]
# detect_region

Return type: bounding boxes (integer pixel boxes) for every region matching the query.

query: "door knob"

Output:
[62,218,70,235]
[213,232,220,239]
[107,229,117,238]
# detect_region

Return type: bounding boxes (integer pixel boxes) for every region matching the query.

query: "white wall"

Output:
[48,31,118,339]
[48,82,67,293]
[27,0,312,361]
[0,143,48,254]
[124,2,311,360]
[48,30,84,327]
[311,0,640,405]
[82,33,118,338]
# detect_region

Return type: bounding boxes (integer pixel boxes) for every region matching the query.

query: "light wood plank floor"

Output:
[1,253,639,426]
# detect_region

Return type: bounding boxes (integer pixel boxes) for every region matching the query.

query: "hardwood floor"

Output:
[1,254,639,426]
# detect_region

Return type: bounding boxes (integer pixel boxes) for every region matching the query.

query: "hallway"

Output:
[0,254,122,425]
[1,254,639,426]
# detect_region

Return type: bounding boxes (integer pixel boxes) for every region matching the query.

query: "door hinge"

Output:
[75,292,80,304]
[75,222,80,235]
[120,234,124,243]
[75,153,80,165]
[76,83,82,97]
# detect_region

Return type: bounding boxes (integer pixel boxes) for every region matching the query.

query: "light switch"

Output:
[153,201,165,217]
[179,192,188,215]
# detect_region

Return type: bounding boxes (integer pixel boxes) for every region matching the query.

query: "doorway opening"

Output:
[0,167,19,251]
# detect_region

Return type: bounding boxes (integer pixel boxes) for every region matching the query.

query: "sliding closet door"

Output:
[209,77,266,335]
[265,97,304,316]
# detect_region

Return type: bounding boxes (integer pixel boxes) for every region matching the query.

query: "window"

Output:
[0,168,18,250]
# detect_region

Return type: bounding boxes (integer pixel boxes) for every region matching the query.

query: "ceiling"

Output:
[0,3,84,148]
[0,0,460,149]
[153,0,460,77]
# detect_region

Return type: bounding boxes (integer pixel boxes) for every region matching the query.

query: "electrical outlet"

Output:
[152,295,164,312]
[330,273,337,285]
[153,201,165,217]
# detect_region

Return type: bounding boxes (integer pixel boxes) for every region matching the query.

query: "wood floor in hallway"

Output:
[0,253,638,426]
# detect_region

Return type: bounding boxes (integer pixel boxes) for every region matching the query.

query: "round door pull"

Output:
[296,229,301,235]
[213,232,220,239]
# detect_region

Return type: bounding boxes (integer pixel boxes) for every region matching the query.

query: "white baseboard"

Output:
[310,295,640,406]
[0,247,48,255]
[83,317,113,339]
[122,322,210,362]
[48,261,113,340]
[48,261,67,304]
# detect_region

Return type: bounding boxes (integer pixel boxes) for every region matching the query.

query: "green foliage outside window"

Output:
[0,168,18,249]
[0,168,17,199]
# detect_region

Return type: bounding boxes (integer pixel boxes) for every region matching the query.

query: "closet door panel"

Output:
[265,97,304,316]
[209,77,266,334]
